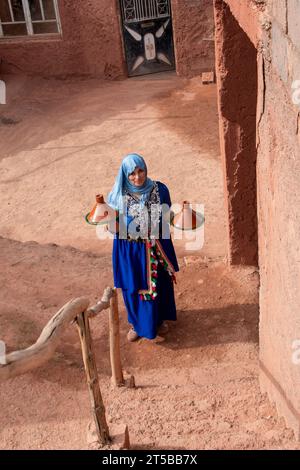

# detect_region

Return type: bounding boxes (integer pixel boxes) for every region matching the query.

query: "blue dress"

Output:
[112,181,179,339]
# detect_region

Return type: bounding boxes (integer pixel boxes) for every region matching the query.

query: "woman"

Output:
[107,153,179,342]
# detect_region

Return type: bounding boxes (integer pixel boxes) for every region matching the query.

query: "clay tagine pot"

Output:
[171,201,204,231]
[85,194,118,231]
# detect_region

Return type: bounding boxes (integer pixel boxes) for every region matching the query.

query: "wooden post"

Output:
[76,310,110,447]
[109,288,124,387]
[0,298,90,381]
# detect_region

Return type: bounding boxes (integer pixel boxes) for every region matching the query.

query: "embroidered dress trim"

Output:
[138,240,176,301]
[124,181,161,239]
[123,181,176,301]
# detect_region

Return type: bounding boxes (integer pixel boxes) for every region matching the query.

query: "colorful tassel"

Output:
[139,240,176,301]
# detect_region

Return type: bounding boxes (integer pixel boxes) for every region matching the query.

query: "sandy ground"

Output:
[0,72,225,259]
[0,73,299,450]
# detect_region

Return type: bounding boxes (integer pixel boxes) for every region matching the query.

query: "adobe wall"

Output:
[0,0,215,79]
[0,0,125,78]
[256,0,300,439]
[214,0,259,266]
[172,0,215,77]
[214,0,300,438]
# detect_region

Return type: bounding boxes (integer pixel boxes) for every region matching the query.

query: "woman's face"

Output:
[128,166,146,187]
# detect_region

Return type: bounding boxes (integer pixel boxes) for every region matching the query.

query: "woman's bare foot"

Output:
[127,327,139,342]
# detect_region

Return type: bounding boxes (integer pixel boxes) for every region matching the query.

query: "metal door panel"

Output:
[120,0,175,77]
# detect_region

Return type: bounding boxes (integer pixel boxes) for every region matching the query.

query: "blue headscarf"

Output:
[107,153,154,212]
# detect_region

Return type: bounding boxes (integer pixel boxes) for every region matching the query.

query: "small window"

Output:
[0,0,61,38]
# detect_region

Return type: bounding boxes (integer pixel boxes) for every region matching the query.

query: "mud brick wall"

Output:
[0,0,125,78]
[0,0,215,79]
[214,0,300,438]
[172,0,215,77]
[257,0,300,440]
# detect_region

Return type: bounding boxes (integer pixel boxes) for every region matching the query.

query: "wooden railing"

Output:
[0,287,133,449]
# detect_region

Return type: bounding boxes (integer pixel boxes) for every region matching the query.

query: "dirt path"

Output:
[0,73,299,450]
[0,72,226,260]
[0,237,298,450]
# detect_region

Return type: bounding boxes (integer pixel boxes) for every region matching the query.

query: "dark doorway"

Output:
[119,0,175,77]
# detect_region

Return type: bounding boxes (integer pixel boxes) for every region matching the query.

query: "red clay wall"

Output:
[214,0,259,266]
[0,1,215,79]
[0,0,126,78]
[256,0,300,439]
[172,0,215,77]
[214,0,300,438]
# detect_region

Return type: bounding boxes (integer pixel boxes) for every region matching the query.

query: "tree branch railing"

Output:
[0,287,132,448]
